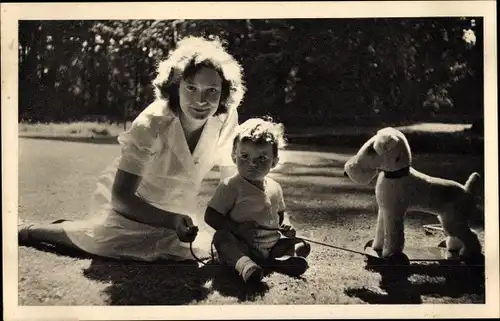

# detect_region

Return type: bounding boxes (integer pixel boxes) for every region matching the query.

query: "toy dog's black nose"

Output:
[344,171,348,177]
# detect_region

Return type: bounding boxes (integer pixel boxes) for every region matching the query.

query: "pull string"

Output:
[258,226,369,256]
[190,240,216,266]
[188,226,368,265]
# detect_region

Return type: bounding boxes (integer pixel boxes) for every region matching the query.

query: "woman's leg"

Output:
[19,220,79,249]
[19,211,189,262]
[212,230,264,283]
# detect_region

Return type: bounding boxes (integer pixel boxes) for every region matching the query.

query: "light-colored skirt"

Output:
[61,205,211,262]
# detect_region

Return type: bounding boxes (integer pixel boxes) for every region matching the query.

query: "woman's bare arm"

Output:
[111,169,186,229]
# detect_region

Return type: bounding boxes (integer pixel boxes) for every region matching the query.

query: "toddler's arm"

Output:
[279,210,297,237]
[205,207,259,245]
[205,206,238,231]
[278,211,292,226]
[206,177,238,231]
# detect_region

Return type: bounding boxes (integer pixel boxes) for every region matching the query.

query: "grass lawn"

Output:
[17,137,485,306]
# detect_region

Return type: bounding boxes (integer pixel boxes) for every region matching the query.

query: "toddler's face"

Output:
[179,66,222,121]
[233,140,278,182]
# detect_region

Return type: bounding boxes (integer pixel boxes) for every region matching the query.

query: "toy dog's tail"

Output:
[464,172,481,195]
[464,172,483,224]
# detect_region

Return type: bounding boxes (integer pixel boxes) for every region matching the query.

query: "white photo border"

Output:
[2,1,498,320]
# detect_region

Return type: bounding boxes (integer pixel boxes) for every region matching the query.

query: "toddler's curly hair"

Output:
[233,116,287,157]
[152,36,246,115]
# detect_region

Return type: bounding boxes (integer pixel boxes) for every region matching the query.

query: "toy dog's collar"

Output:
[383,166,410,179]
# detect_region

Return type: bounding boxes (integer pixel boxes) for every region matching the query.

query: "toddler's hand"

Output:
[176,215,199,243]
[280,223,297,238]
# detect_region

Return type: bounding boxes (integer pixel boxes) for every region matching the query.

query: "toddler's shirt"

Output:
[208,174,286,255]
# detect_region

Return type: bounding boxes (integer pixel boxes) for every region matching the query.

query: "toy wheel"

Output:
[364,254,391,271]
[364,239,374,251]
[463,253,485,267]
[387,252,410,266]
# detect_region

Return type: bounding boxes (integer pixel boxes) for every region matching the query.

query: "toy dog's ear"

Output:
[373,133,399,155]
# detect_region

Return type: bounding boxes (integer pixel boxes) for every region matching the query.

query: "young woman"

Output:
[18,36,246,262]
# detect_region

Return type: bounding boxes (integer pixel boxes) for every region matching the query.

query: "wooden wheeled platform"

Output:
[362,239,484,266]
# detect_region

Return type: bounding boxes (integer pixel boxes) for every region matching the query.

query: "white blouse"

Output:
[90,100,238,217]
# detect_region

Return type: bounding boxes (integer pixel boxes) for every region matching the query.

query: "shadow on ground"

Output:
[22,242,272,305]
[83,259,212,305]
[345,260,485,304]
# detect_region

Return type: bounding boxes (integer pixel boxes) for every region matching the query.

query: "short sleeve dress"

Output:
[63,100,238,261]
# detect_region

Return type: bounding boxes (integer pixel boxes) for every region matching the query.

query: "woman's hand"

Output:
[175,215,198,243]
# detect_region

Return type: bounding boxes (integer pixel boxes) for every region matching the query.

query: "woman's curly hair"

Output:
[152,36,246,116]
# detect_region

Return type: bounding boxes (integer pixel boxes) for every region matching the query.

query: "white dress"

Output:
[62,100,238,261]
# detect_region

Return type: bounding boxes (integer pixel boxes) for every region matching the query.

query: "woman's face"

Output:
[178,66,223,121]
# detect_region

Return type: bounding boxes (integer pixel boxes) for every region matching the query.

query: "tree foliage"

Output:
[18,18,483,126]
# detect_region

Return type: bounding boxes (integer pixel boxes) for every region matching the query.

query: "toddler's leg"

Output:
[212,230,264,283]
[268,237,311,258]
[265,237,310,277]
[19,220,78,249]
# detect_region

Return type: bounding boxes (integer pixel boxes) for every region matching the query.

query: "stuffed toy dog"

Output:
[344,127,482,260]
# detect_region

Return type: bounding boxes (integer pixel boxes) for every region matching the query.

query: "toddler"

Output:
[204,117,311,283]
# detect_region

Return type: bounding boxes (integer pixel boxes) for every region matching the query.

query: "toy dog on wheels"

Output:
[344,127,483,266]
